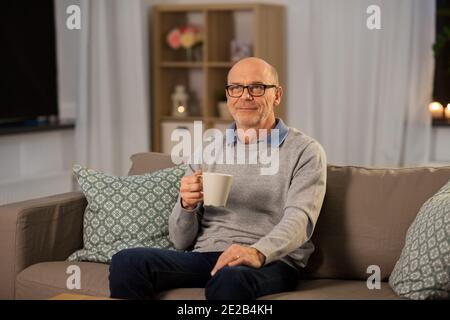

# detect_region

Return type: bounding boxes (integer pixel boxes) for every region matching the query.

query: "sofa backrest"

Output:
[303,165,450,281]
[128,152,450,281]
[128,152,176,175]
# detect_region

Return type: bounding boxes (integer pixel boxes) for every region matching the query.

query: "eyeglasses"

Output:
[225,84,278,98]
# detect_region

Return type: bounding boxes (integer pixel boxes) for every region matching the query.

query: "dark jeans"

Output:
[109,247,299,300]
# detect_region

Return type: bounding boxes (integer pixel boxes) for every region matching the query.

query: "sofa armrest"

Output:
[0,192,87,299]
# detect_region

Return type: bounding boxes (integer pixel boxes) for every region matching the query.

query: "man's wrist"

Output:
[253,248,266,265]
[181,198,196,211]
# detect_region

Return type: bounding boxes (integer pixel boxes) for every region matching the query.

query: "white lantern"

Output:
[171,85,189,117]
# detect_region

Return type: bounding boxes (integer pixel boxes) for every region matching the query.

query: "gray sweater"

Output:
[169,120,327,270]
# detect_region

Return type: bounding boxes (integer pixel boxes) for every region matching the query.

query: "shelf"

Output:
[0,119,75,136]
[160,62,204,68]
[206,117,234,123]
[161,116,203,122]
[432,118,450,127]
[160,116,233,124]
[159,61,234,68]
[156,3,273,12]
[207,62,234,68]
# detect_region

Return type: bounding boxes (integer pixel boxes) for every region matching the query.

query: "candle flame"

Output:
[429,102,443,111]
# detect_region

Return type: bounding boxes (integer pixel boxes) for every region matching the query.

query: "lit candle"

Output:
[429,102,444,119]
[446,104,450,120]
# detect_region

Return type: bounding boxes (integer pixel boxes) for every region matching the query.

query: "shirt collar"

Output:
[225,118,289,147]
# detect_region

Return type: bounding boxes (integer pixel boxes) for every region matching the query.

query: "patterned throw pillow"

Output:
[67,164,186,263]
[389,179,450,299]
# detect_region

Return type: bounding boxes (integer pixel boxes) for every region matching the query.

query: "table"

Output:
[50,293,115,300]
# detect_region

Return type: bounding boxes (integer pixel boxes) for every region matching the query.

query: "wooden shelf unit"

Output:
[151,3,285,152]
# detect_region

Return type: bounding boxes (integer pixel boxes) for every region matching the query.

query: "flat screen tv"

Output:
[0,1,58,124]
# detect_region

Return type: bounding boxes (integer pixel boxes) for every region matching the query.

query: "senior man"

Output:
[109,57,327,300]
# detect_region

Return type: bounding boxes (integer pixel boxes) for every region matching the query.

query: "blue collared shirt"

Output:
[225,118,289,147]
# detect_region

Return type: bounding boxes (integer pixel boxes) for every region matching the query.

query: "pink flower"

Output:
[167,25,202,50]
[167,28,181,49]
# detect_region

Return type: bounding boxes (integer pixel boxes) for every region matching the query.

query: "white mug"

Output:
[202,172,233,206]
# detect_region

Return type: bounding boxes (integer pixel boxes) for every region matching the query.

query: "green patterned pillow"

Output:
[389,179,450,299]
[67,164,186,263]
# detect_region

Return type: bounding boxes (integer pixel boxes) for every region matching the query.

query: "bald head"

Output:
[227,57,279,85]
[225,57,283,132]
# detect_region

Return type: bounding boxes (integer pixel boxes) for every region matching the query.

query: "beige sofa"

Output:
[1,152,450,300]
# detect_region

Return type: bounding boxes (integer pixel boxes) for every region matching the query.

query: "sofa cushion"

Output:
[16,262,399,300]
[303,165,450,281]
[389,179,450,299]
[259,279,401,300]
[157,279,400,300]
[16,262,110,300]
[67,164,186,263]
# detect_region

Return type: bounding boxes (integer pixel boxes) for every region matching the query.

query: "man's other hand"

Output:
[210,244,266,276]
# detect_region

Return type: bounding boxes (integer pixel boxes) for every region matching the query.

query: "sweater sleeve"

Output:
[168,163,204,250]
[251,141,327,265]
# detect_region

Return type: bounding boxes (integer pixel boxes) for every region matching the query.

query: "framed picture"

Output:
[230,40,252,62]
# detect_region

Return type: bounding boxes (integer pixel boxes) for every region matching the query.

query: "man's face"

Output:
[226,61,282,129]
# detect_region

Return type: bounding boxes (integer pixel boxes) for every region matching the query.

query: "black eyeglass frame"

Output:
[225,84,278,98]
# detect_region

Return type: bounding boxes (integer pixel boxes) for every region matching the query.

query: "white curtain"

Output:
[286,0,435,166]
[76,0,150,176]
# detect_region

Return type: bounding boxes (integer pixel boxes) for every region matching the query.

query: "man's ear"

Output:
[274,86,283,106]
